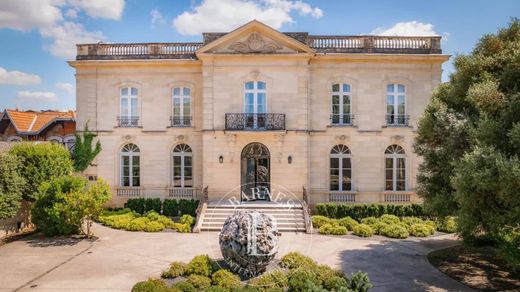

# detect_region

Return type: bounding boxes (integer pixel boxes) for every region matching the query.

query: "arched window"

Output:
[244,81,266,129]
[330,145,352,191]
[172,144,192,187]
[331,84,352,125]
[46,136,63,143]
[64,136,76,153]
[119,87,138,127]
[120,143,140,187]
[172,87,191,127]
[386,84,407,126]
[7,136,22,142]
[385,145,406,191]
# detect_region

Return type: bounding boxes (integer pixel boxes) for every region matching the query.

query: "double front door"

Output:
[241,143,270,201]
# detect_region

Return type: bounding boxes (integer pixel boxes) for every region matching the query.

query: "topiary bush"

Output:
[379,224,409,239]
[145,211,161,221]
[287,269,321,292]
[0,152,25,220]
[315,203,425,220]
[131,278,170,292]
[279,252,317,270]
[409,223,434,237]
[347,271,372,292]
[144,198,162,214]
[178,199,199,216]
[186,274,212,290]
[360,217,378,227]
[179,214,195,226]
[318,223,347,235]
[161,261,186,279]
[247,269,288,291]
[379,214,400,225]
[144,221,165,232]
[436,216,457,233]
[163,199,179,217]
[402,216,424,227]
[212,269,241,290]
[126,217,149,231]
[337,216,359,231]
[352,224,375,237]
[311,215,332,228]
[185,255,220,277]
[125,198,145,215]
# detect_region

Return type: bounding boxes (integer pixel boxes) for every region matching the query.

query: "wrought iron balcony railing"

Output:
[170,116,192,127]
[225,113,285,131]
[117,116,139,127]
[385,114,410,127]
[330,114,354,126]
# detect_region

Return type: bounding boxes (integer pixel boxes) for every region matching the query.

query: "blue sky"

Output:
[0,0,518,111]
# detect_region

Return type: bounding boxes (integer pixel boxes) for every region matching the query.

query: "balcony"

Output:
[117,116,139,127]
[225,113,285,131]
[170,116,192,127]
[385,114,410,127]
[330,114,354,126]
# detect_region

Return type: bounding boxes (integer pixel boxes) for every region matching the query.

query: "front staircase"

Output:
[198,201,307,232]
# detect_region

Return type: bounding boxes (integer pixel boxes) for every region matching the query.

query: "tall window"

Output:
[244,81,266,129]
[121,143,140,187]
[386,84,406,126]
[172,87,191,126]
[172,144,192,188]
[330,145,352,191]
[119,87,138,127]
[331,84,352,125]
[385,145,406,191]
[64,136,76,153]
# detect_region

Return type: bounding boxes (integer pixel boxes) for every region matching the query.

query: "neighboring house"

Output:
[0,109,76,151]
[69,20,449,207]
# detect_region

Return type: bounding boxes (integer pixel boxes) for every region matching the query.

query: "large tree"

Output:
[414,19,520,238]
[73,123,101,173]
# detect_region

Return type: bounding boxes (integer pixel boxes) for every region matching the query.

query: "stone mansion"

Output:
[70,20,448,207]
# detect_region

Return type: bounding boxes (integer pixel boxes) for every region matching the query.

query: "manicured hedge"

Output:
[125,198,199,217]
[315,203,426,220]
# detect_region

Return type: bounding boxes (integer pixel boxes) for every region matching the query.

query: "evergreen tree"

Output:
[73,123,102,173]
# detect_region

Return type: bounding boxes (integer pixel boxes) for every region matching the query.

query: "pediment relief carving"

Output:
[228,32,283,53]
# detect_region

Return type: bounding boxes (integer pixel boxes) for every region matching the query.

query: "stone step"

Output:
[201,223,306,232]
[204,209,304,214]
[203,214,305,219]
[204,218,305,224]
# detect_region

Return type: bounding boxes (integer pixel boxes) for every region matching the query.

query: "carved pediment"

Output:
[228,32,283,53]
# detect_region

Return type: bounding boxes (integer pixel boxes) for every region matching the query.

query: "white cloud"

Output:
[0,0,63,31]
[56,82,74,94]
[16,91,58,103]
[66,0,125,20]
[65,9,79,19]
[0,67,41,85]
[40,21,105,59]
[173,0,323,35]
[370,21,439,36]
[151,9,166,25]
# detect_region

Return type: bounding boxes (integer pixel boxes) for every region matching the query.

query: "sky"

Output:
[0,0,518,111]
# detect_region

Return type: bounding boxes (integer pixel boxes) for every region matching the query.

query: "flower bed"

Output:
[132,252,372,292]
[98,209,194,233]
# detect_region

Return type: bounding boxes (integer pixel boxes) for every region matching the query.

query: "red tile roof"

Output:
[2,110,76,134]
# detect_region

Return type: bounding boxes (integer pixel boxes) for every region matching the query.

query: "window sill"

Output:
[114,126,143,129]
[327,124,357,128]
[382,125,413,129]
[167,125,194,128]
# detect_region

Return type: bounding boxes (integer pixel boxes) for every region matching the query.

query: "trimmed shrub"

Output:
[144,198,162,214]
[179,199,198,217]
[179,214,195,226]
[131,278,170,292]
[161,261,186,279]
[279,252,317,270]
[126,217,149,231]
[347,271,372,292]
[436,216,457,233]
[287,269,321,292]
[311,215,332,228]
[163,199,179,217]
[157,216,175,229]
[173,223,191,233]
[379,224,409,239]
[402,216,423,227]
[315,203,425,220]
[144,221,165,232]
[360,217,378,226]
[205,287,228,292]
[31,175,87,236]
[172,281,196,292]
[185,255,219,277]
[315,264,343,284]
[337,216,359,231]
[212,269,241,290]
[379,214,400,225]
[9,142,73,201]
[125,198,145,215]
[323,276,348,291]
[352,224,375,237]
[186,274,212,290]
[318,223,347,235]
[409,223,434,237]
[247,270,288,291]
[145,211,161,221]
[0,152,25,219]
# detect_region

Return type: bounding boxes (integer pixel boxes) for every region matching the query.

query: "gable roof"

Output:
[196,20,315,54]
[1,109,76,134]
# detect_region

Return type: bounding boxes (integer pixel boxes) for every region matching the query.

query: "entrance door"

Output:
[241,143,270,201]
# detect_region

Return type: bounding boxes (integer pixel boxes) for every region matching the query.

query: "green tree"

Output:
[0,153,26,219]
[9,142,73,201]
[73,123,101,173]
[414,19,520,239]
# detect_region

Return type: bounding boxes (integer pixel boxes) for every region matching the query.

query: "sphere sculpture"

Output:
[219,210,280,276]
